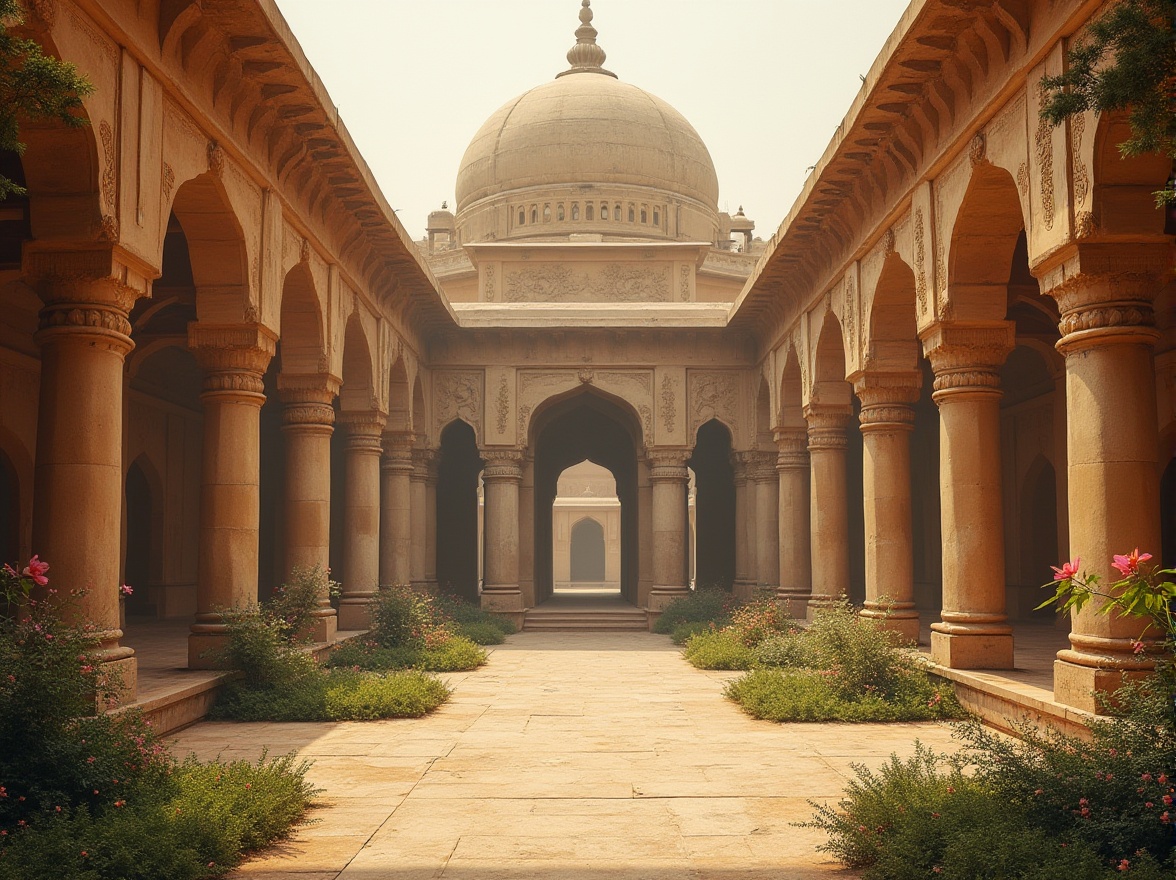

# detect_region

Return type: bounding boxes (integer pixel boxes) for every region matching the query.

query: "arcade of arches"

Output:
[0,0,1172,717]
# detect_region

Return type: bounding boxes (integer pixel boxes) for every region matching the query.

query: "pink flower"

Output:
[1119,859,1130,872]
[1111,548,1152,577]
[21,555,49,586]
[1051,557,1081,581]
[1133,641,1147,655]
[119,583,133,598]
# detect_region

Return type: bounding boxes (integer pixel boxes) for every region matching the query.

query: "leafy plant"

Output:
[652,587,736,634]
[1039,0,1176,205]
[683,628,757,670]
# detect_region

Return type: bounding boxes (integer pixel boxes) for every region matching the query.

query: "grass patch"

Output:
[455,621,507,645]
[210,667,449,722]
[327,635,487,673]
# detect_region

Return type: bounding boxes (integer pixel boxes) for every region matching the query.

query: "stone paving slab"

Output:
[168,631,961,878]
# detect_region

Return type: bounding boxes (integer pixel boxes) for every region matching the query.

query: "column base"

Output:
[776,590,810,621]
[733,579,757,601]
[930,630,1013,670]
[860,604,920,643]
[806,593,845,622]
[410,579,430,593]
[647,586,688,612]
[309,609,337,642]
[1053,658,1153,714]
[188,630,230,670]
[481,589,525,631]
[99,656,138,707]
[337,600,372,632]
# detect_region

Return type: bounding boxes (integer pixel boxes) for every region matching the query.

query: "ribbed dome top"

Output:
[454,74,720,214]
[453,1,719,230]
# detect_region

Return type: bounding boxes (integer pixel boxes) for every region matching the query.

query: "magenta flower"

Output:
[1111,548,1152,577]
[1050,557,1081,581]
[21,555,49,586]
[119,583,133,598]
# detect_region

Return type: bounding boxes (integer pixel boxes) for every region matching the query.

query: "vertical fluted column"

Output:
[337,412,386,632]
[854,372,920,641]
[731,454,754,598]
[751,451,780,593]
[804,405,852,618]
[1044,255,1166,710]
[277,374,338,584]
[379,432,414,588]
[922,321,1015,669]
[648,448,691,612]
[775,427,811,618]
[188,324,276,668]
[481,449,524,622]
[32,273,138,694]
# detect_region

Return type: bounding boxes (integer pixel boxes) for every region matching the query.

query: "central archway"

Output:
[530,390,643,607]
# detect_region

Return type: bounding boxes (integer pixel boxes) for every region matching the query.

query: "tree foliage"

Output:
[0,0,93,199]
[1040,0,1176,205]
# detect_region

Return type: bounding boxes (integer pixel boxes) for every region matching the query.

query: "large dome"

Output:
[453,1,720,244]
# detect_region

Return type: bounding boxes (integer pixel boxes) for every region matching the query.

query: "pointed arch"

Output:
[777,344,804,428]
[812,311,851,408]
[867,252,919,371]
[277,262,326,375]
[339,312,377,414]
[946,165,1024,321]
[388,353,411,432]
[411,373,426,439]
[171,173,251,323]
[1091,112,1172,236]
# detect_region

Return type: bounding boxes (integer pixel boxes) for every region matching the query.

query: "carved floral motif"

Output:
[435,371,482,435]
[914,208,927,314]
[98,121,116,213]
[690,372,739,433]
[495,375,510,435]
[660,374,677,434]
[1034,116,1056,231]
[504,262,670,302]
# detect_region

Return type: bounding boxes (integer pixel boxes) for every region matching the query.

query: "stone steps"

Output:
[523,607,649,632]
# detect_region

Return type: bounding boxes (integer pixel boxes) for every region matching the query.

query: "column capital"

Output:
[773,427,809,470]
[339,410,387,453]
[481,447,525,481]
[852,371,920,431]
[803,404,852,451]
[919,320,1013,398]
[411,446,437,481]
[381,431,416,467]
[33,267,140,357]
[24,241,154,304]
[188,323,276,398]
[730,452,749,483]
[648,447,690,481]
[745,449,777,482]
[278,373,340,429]
[1034,242,1169,355]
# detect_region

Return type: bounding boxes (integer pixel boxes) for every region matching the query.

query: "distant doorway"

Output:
[554,461,620,592]
[570,519,606,583]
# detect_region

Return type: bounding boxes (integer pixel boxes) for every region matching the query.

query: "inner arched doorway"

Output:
[531,391,642,607]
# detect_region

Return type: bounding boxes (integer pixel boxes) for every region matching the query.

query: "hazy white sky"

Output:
[272,0,911,241]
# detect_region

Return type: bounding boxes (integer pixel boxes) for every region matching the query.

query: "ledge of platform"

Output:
[114,629,369,735]
[925,661,1095,739]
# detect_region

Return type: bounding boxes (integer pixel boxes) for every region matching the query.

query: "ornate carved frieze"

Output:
[434,370,482,437]
[98,121,116,216]
[494,374,510,436]
[481,448,525,480]
[647,447,690,481]
[689,371,740,435]
[1034,116,1056,231]
[502,261,671,302]
[914,207,928,315]
[660,374,677,434]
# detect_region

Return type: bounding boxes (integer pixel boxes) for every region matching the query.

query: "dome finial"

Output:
[557,0,617,79]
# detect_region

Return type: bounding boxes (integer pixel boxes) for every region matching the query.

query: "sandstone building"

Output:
[0,0,1172,716]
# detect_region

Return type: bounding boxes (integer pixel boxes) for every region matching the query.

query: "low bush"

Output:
[210,667,449,722]
[0,559,317,878]
[682,628,757,670]
[726,596,797,647]
[456,621,507,645]
[326,634,487,673]
[418,636,488,670]
[369,585,451,650]
[652,587,735,634]
[806,678,1176,878]
[433,593,517,636]
[670,620,713,645]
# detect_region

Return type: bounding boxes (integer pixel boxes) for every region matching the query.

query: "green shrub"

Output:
[456,621,507,645]
[752,632,806,667]
[417,636,487,671]
[369,585,450,650]
[214,609,320,690]
[265,565,331,642]
[652,588,735,634]
[683,629,757,670]
[209,667,449,722]
[726,597,796,647]
[670,620,713,645]
[434,593,517,635]
[797,602,914,701]
[0,752,317,879]
[806,676,1176,877]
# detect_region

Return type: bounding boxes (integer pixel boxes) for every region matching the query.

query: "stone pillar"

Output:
[804,405,852,618]
[648,449,691,612]
[481,449,524,624]
[775,427,811,618]
[409,448,431,590]
[1042,251,1166,711]
[277,373,337,589]
[731,454,754,598]
[921,321,1015,669]
[425,453,439,590]
[32,271,139,695]
[751,451,780,593]
[379,432,414,588]
[854,373,921,641]
[337,412,386,632]
[188,324,276,669]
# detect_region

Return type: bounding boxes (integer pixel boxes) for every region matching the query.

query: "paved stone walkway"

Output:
[170,632,961,879]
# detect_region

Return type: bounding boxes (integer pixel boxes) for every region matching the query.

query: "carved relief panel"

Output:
[688,370,741,444]
[434,370,484,442]
[501,261,673,303]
